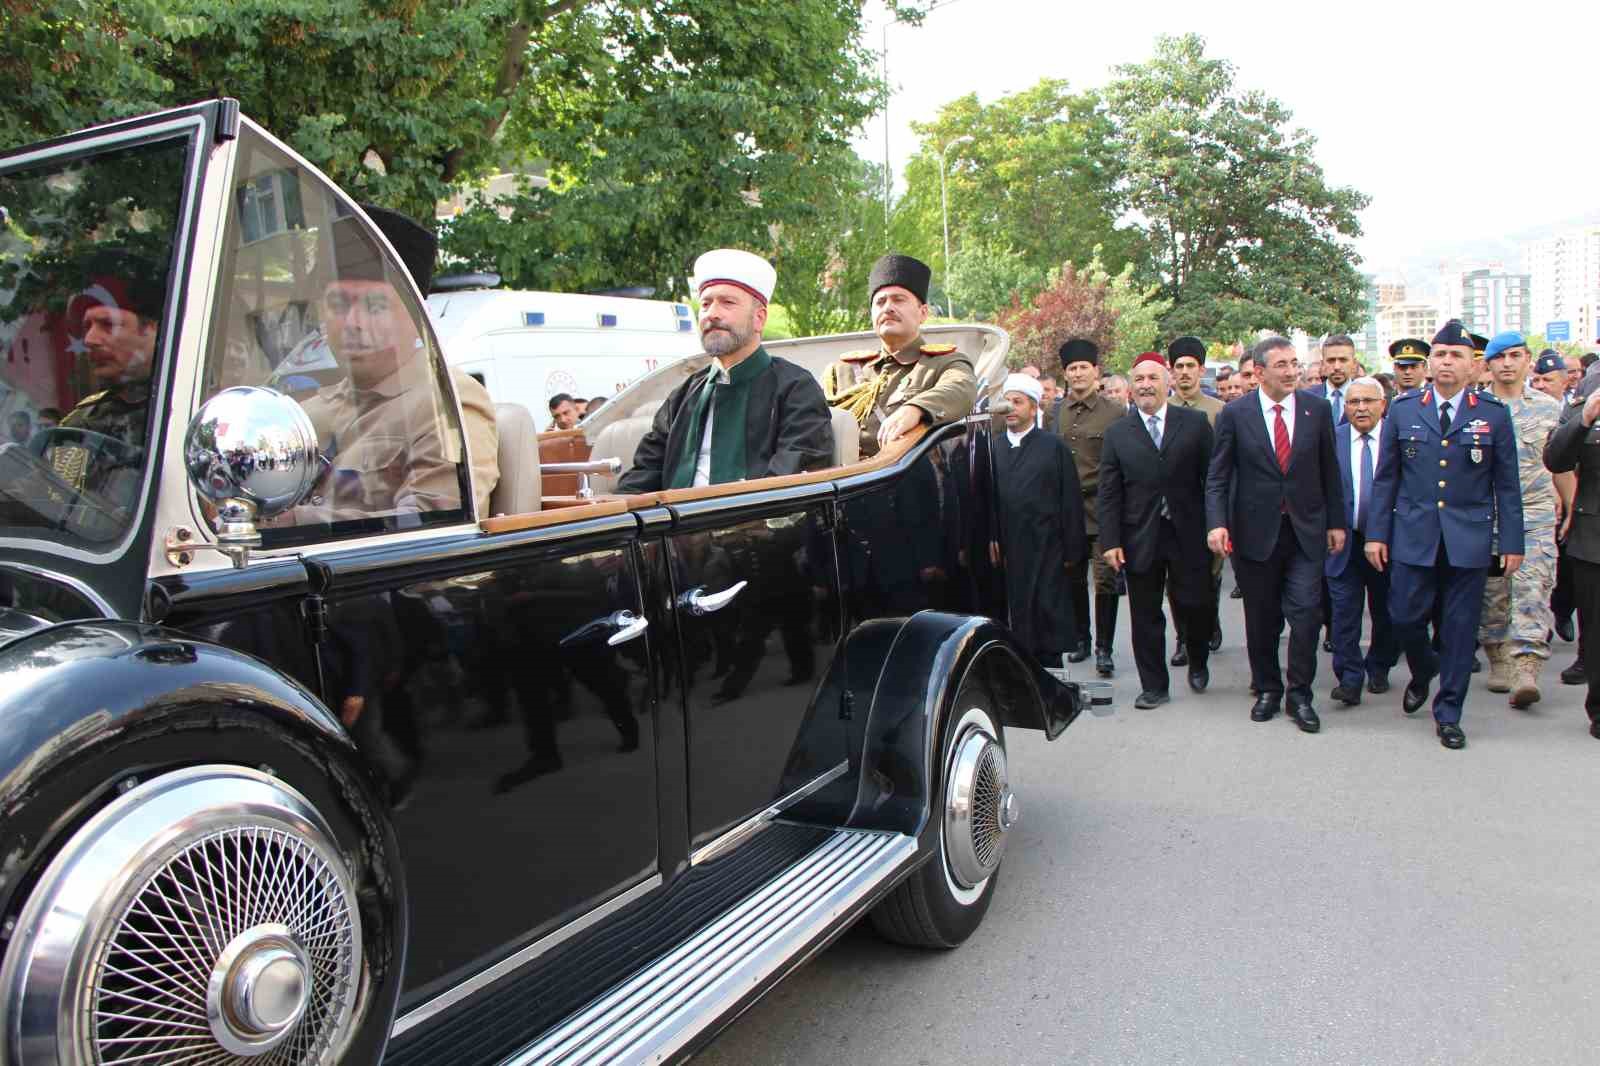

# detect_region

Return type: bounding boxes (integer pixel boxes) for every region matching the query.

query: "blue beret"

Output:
[1432,319,1473,348]
[1534,351,1566,375]
[1483,331,1526,360]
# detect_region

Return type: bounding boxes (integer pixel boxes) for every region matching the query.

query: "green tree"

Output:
[995,262,1118,373]
[895,81,1138,288]
[944,241,1046,321]
[770,154,887,338]
[1104,34,1370,341]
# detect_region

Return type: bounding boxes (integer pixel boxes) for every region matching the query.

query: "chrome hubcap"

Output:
[0,766,362,1066]
[208,925,313,1055]
[943,720,1012,890]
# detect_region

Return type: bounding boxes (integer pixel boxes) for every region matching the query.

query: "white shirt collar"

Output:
[1258,388,1293,415]
[1433,384,1464,408]
[1006,425,1034,447]
[1140,402,1169,425]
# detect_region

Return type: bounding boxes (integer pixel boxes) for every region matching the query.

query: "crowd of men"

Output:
[1001,325,1600,751]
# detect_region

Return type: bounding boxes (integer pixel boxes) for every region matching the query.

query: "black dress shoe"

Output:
[1322,637,1334,653]
[1230,586,1243,599]
[1095,647,1114,677]
[1590,719,1600,740]
[1170,644,1189,667]
[1188,666,1209,692]
[1287,699,1321,733]
[1367,672,1390,694]
[1402,677,1431,714]
[1562,658,1586,685]
[1556,615,1576,643]
[1209,628,1222,652]
[1250,695,1280,722]
[1067,639,1091,664]
[1134,690,1170,709]
[1330,684,1362,706]
[1437,722,1466,749]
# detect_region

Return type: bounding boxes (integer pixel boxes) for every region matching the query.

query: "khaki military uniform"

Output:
[49,379,152,511]
[1171,391,1223,425]
[1479,387,1561,659]
[1056,388,1124,592]
[297,354,474,523]
[824,333,978,456]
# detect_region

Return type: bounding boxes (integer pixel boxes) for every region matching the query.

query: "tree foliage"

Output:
[1103,33,1369,341]
[996,262,1118,373]
[769,155,887,338]
[944,241,1046,321]
[895,81,1137,290]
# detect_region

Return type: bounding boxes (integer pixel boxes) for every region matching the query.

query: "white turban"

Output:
[691,248,776,305]
[1002,372,1043,404]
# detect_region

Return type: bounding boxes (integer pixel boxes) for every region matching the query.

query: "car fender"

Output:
[0,619,405,1064]
[836,611,1082,841]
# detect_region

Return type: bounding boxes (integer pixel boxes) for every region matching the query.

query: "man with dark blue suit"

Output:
[1207,336,1346,732]
[1325,376,1414,704]
[1365,320,1525,749]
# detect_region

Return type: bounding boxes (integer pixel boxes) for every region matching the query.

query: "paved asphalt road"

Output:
[696,592,1600,1066]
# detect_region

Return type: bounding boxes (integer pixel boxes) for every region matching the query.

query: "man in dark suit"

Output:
[1366,320,1524,750]
[1206,336,1347,732]
[1325,376,1412,704]
[1099,352,1216,707]
[1543,379,1600,739]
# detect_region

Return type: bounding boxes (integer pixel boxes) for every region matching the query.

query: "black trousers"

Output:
[1125,524,1211,695]
[1234,515,1323,702]
[1553,539,1575,624]
[1572,558,1600,722]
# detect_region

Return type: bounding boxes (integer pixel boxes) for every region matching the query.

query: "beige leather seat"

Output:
[488,402,541,516]
[589,415,656,494]
[828,407,859,466]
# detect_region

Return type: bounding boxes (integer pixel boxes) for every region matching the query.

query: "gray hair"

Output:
[1345,375,1383,398]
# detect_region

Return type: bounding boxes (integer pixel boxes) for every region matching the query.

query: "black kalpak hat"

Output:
[1167,336,1207,364]
[868,253,932,304]
[1059,338,1099,368]
[358,202,438,294]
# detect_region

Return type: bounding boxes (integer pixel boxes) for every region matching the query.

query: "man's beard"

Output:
[702,317,751,356]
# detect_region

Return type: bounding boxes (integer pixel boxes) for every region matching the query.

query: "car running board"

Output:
[502,828,918,1065]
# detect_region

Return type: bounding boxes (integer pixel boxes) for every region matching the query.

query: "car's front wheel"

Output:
[1,764,368,1065]
[870,695,1016,948]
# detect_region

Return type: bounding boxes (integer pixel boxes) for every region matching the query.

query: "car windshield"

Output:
[0,136,186,550]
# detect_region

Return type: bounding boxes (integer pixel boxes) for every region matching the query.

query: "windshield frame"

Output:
[0,107,213,571]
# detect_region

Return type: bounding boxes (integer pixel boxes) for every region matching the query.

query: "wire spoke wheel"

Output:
[2,766,362,1066]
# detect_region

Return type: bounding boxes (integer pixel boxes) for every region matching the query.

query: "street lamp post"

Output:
[939,134,974,318]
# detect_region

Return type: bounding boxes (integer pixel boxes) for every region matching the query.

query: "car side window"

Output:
[199,128,470,546]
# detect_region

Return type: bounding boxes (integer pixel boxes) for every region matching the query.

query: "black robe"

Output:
[616,354,833,494]
[994,427,1087,662]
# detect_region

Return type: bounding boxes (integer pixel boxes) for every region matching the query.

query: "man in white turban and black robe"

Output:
[993,373,1087,664]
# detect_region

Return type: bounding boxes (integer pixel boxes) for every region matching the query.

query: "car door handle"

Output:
[605,610,649,646]
[680,580,748,616]
[561,610,648,648]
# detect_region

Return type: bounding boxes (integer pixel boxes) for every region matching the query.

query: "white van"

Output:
[424,285,705,423]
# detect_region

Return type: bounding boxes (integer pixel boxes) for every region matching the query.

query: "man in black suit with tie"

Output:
[1206,336,1347,732]
[1099,351,1216,707]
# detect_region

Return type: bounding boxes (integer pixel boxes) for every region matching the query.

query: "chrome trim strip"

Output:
[689,761,849,868]
[0,563,114,617]
[391,874,662,1039]
[505,829,917,1065]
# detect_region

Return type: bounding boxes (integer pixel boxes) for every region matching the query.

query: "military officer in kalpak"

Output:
[1365,319,1525,749]
[1389,338,1430,397]
[823,254,978,457]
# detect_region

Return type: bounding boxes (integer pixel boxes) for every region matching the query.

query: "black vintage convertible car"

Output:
[0,101,1096,1065]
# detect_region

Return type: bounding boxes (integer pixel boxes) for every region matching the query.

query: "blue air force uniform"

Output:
[1367,384,1524,727]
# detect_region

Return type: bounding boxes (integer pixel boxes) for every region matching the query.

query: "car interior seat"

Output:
[488,402,541,516]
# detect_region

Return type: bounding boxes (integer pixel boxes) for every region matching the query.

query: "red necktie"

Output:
[1273,404,1291,473]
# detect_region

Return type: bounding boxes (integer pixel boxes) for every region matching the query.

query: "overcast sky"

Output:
[855,0,1600,285]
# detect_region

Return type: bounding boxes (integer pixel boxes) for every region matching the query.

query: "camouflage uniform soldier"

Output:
[1478,332,1569,706]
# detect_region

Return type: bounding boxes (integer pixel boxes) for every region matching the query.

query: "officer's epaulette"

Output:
[1475,391,1505,407]
[78,390,109,405]
[919,343,958,357]
[838,348,879,365]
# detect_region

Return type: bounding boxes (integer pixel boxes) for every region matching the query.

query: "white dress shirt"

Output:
[1257,388,1297,444]
[691,358,733,487]
[1142,403,1169,446]
[1432,384,1465,428]
[1348,419,1382,521]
